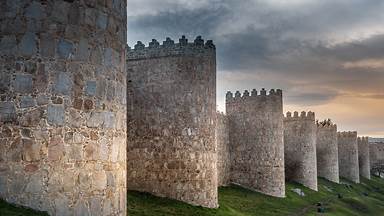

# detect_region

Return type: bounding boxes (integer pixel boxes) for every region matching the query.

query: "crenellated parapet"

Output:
[316,119,337,130]
[338,131,358,138]
[127,36,215,60]
[226,88,282,103]
[358,136,369,143]
[284,111,315,121]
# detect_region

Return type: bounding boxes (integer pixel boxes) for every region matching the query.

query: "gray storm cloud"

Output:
[127,0,384,136]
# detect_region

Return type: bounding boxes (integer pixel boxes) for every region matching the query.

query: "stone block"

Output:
[97,12,108,30]
[48,136,65,161]
[25,173,43,193]
[86,112,103,128]
[25,1,45,19]
[0,35,17,54]
[0,101,16,123]
[85,81,96,96]
[20,96,36,108]
[22,138,40,162]
[104,112,115,129]
[19,32,37,56]
[74,200,90,216]
[20,108,43,127]
[40,34,55,58]
[92,171,107,190]
[53,72,72,95]
[36,95,49,105]
[75,38,89,61]
[54,195,72,216]
[13,74,33,93]
[96,79,106,99]
[0,73,11,93]
[106,81,115,101]
[47,105,65,126]
[57,39,74,59]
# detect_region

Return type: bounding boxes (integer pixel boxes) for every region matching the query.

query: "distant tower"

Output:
[126,36,218,208]
[316,120,339,183]
[284,111,318,191]
[226,89,285,197]
[0,1,127,215]
[358,137,371,179]
[338,132,360,183]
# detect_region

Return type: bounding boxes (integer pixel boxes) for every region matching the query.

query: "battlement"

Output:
[358,136,369,143]
[284,111,315,120]
[316,119,337,129]
[338,131,358,137]
[226,88,282,103]
[127,36,215,60]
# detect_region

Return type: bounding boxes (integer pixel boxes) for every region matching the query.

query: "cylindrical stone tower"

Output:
[358,137,370,179]
[0,1,127,215]
[226,89,285,197]
[316,120,339,183]
[284,111,317,191]
[126,36,218,208]
[338,132,360,183]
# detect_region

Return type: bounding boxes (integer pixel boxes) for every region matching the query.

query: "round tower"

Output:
[338,132,360,183]
[316,119,339,183]
[0,1,127,215]
[358,137,371,179]
[226,89,285,197]
[284,111,318,191]
[126,36,218,208]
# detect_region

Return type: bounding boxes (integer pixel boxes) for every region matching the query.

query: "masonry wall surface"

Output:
[338,132,360,183]
[358,137,370,179]
[284,112,317,191]
[370,142,384,172]
[316,121,339,183]
[126,37,218,208]
[216,112,230,186]
[226,89,285,197]
[0,1,127,215]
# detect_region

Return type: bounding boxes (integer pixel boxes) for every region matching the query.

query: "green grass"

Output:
[1,177,384,215]
[0,199,48,216]
[128,176,384,216]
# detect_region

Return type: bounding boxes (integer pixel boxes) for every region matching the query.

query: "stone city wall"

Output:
[316,120,339,183]
[338,132,360,183]
[126,36,218,208]
[216,112,231,186]
[0,0,127,215]
[226,89,285,197]
[370,142,384,174]
[358,137,370,179]
[284,111,317,191]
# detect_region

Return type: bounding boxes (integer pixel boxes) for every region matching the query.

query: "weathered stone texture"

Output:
[284,112,317,191]
[216,112,231,186]
[316,120,339,183]
[226,89,285,197]
[338,132,360,183]
[0,0,127,215]
[358,137,370,179]
[369,142,384,175]
[126,37,218,208]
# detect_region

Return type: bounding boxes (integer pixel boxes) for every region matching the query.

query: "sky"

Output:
[127,0,384,137]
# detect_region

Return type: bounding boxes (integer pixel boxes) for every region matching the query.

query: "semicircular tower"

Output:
[0,1,127,215]
[284,111,318,191]
[126,36,218,208]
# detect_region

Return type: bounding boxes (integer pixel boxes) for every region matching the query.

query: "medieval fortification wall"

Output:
[216,112,231,186]
[226,89,285,197]
[358,137,370,179]
[0,1,127,215]
[126,36,218,208]
[370,142,384,173]
[284,111,318,191]
[338,132,360,183]
[316,120,339,183]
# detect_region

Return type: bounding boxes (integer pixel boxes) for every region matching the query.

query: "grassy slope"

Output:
[128,176,384,216]
[1,177,383,215]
